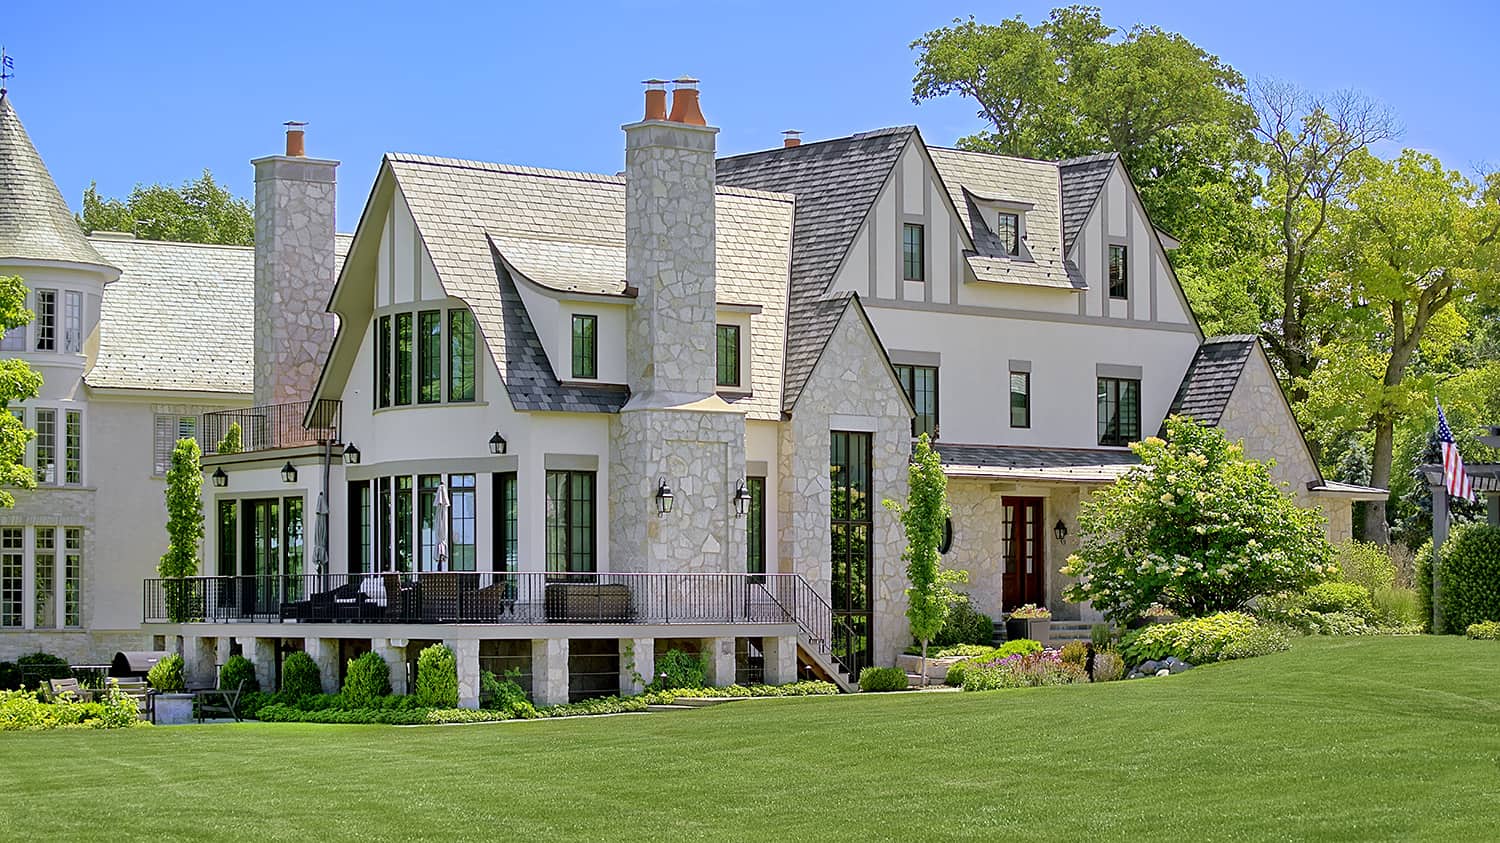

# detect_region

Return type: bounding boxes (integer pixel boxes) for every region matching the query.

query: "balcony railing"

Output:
[199,399,341,455]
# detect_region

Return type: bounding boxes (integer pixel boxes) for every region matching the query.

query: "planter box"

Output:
[895,653,964,683]
[154,693,195,725]
[1005,617,1051,647]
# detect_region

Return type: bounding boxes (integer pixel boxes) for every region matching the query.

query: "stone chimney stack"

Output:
[251,122,338,406]
[622,78,719,403]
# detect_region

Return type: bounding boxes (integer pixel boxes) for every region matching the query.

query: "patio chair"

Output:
[47,677,93,703]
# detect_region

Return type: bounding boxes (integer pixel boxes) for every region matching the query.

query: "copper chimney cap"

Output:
[667,77,706,126]
[642,79,668,121]
[284,121,308,157]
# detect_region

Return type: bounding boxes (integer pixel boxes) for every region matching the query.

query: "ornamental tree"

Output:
[0,274,41,507]
[883,433,951,685]
[1062,417,1333,621]
[159,437,204,622]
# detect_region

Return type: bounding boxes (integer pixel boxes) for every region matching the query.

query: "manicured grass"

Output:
[5,636,1500,841]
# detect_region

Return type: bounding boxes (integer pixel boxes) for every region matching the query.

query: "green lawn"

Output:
[5,636,1499,841]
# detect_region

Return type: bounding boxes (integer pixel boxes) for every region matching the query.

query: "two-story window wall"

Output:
[374,305,477,408]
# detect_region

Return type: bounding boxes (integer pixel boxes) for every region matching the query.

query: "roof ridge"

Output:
[717,125,915,162]
[89,236,255,253]
[386,153,626,186]
[1202,334,1259,345]
[927,145,1065,167]
[1057,151,1119,167]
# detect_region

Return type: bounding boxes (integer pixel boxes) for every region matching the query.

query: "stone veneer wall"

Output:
[622,120,719,399]
[609,407,747,573]
[778,306,911,667]
[945,481,1091,622]
[252,155,339,406]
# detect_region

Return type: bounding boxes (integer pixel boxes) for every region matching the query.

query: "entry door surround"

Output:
[1001,496,1045,612]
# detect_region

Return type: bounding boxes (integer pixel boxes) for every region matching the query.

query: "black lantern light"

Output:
[733,479,752,517]
[489,431,507,455]
[211,467,228,488]
[655,478,674,516]
[281,461,298,484]
[1054,519,1068,543]
[343,443,361,465]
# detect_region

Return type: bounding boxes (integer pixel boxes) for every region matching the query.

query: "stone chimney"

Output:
[251,122,338,406]
[622,78,719,403]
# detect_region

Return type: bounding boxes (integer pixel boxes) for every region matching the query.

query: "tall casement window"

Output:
[1097,377,1141,446]
[1010,371,1031,428]
[34,408,55,484]
[494,472,518,573]
[449,474,476,572]
[63,291,83,353]
[545,470,596,576]
[418,474,441,571]
[448,308,476,402]
[283,496,305,599]
[394,312,414,406]
[34,528,54,628]
[64,410,82,485]
[571,314,597,380]
[1,528,21,627]
[902,223,925,282]
[830,431,874,675]
[395,476,414,572]
[997,212,1020,256]
[153,414,196,476]
[34,290,55,351]
[893,364,939,439]
[348,481,370,574]
[62,528,81,628]
[377,477,393,572]
[1108,244,1129,299]
[746,476,766,580]
[716,324,741,388]
[417,310,441,403]
[219,500,238,578]
[377,314,392,408]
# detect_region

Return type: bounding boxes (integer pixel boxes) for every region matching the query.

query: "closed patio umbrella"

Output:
[313,491,329,579]
[435,481,450,572]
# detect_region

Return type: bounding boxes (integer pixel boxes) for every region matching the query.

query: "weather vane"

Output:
[0,47,13,95]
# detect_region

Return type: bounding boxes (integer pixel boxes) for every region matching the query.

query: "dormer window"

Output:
[997,212,1020,256]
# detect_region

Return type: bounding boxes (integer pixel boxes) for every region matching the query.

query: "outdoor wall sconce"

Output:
[342,443,361,465]
[489,431,507,455]
[1054,519,1068,543]
[733,479,752,517]
[655,478,674,516]
[211,467,228,488]
[281,462,298,484]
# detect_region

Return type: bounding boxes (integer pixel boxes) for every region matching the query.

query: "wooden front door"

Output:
[1001,497,1045,612]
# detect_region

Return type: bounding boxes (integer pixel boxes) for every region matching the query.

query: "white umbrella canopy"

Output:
[435,481,451,572]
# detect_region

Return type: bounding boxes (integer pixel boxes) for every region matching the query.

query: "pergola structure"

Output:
[1421,426,1500,632]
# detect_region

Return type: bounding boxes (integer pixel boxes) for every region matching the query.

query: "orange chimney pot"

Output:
[667,77,706,126]
[642,79,668,121]
[284,121,307,157]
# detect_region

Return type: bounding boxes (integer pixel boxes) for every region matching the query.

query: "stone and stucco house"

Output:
[1,80,1382,697]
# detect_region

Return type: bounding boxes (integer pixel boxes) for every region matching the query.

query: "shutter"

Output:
[153,415,175,475]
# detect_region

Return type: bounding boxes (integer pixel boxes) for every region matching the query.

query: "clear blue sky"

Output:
[6,1,1496,232]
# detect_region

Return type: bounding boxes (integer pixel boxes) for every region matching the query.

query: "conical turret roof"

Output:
[0,92,108,266]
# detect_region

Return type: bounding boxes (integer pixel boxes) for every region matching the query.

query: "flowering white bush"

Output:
[1062,417,1334,621]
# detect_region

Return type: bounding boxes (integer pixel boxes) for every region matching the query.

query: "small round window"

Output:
[938,517,954,554]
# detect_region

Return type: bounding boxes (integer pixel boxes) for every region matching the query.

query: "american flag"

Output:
[1437,401,1475,502]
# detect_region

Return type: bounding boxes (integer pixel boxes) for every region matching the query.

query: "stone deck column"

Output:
[183,636,217,689]
[763,635,798,685]
[373,638,408,695]
[250,638,278,692]
[702,637,736,687]
[620,637,654,696]
[445,638,481,709]
[304,637,341,694]
[531,638,569,706]
[215,636,234,674]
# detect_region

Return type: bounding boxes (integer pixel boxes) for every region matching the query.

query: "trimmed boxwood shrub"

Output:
[858,666,908,692]
[343,651,391,707]
[147,654,185,693]
[279,652,322,702]
[1301,581,1375,619]
[414,644,458,708]
[1438,524,1500,633]
[219,654,260,693]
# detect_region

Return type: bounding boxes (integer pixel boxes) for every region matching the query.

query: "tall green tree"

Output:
[0,274,40,507]
[160,438,204,622]
[79,170,253,245]
[883,434,950,686]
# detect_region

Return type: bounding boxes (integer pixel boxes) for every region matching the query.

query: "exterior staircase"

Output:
[756,575,859,692]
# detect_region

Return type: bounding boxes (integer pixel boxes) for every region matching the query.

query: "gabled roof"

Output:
[88,234,350,394]
[1166,335,1257,427]
[717,126,914,410]
[1058,152,1117,253]
[0,93,110,268]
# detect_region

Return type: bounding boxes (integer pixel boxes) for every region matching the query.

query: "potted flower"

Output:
[147,653,193,725]
[1005,604,1052,646]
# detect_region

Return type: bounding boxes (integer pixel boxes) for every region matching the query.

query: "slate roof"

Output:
[384,153,793,418]
[87,233,352,394]
[1058,153,1117,253]
[716,127,914,410]
[935,441,1140,483]
[1166,335,1257,427]
[0,93,110,267]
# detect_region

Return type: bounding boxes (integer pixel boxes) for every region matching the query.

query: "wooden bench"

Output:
[47,677,94,702]
[194,679,246,723]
